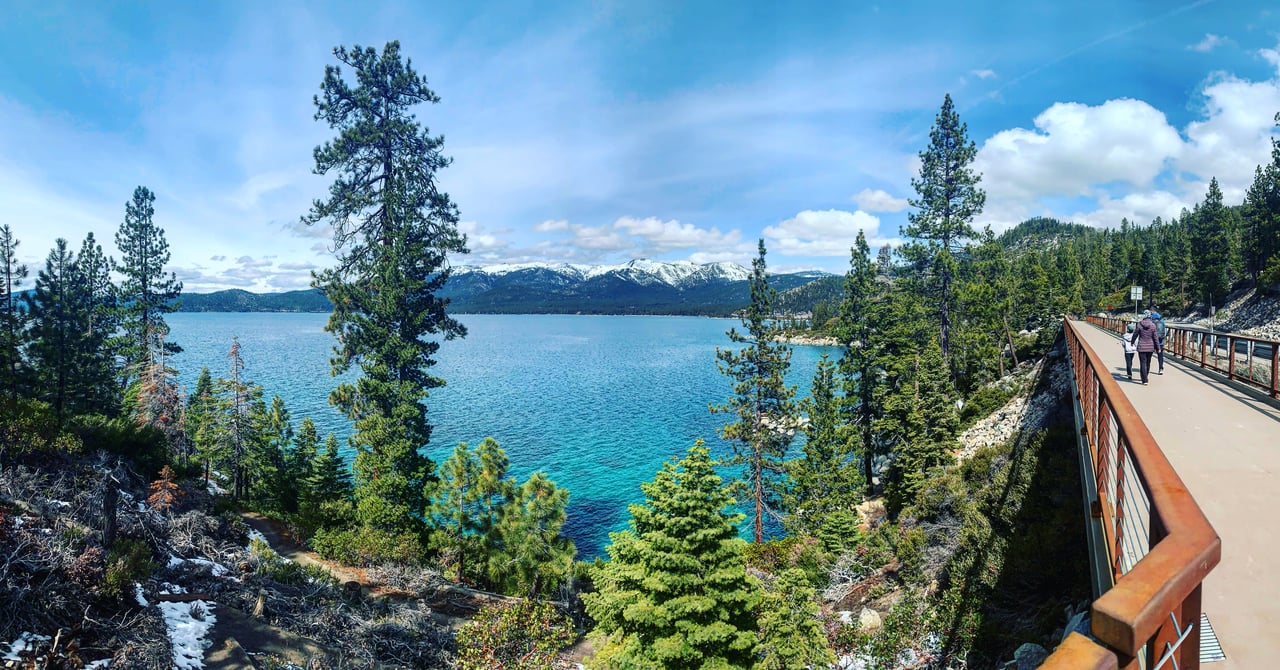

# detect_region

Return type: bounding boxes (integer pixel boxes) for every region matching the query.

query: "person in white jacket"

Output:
[1122,322,1138,380]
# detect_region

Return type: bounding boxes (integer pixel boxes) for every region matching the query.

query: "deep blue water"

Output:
[167,313,836,559]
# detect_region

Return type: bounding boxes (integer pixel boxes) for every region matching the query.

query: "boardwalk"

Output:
[1072,319,1280,669]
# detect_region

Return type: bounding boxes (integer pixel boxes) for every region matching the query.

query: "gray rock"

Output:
[1013,642,1048,669]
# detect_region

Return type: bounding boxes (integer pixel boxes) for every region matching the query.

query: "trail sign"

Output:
[1129,286,1143,301]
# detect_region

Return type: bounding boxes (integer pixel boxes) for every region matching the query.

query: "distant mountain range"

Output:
[175,259,834,316]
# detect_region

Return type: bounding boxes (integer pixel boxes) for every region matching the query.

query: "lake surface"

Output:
[167,312,836,559]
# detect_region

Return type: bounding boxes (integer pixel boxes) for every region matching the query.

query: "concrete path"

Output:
[1074,320,1280,669]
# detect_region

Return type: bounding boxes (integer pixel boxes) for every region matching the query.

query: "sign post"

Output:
[1130,286,1143,321]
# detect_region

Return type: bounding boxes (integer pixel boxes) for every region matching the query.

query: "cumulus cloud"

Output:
[457,220,510,254]
[533,219,569,232]
[852,188,909,212]
[1188,34,1226,53]
[613,216,740,253]
[974,42,1280,231]
[762,209,890,256]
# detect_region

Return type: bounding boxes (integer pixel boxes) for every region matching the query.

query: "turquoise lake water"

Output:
[167,312,836,559]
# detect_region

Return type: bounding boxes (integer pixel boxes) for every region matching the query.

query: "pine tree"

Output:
[785,355,859,535]
[256,396,296,513]
[712,239,797,543]
[302,432,354,530]
[902,93,985,371]
[187,367,223,486]
[427,442,484,583]
[838,231,886,496]
[73,232,119,414]
[26,239,87,421]
[114,186,182,382]
[1190,178,1233,306]
[132,334,185,453]
[304,41,469,541]
[292,416,321,488]
[755,568,836,670]
[879,339,959,515]
[585,444,759,669]
[959,228,1017,380]
[216,337,265,500]
[0,225,29,406]
[147,465,182,513]
[492,471,575,597]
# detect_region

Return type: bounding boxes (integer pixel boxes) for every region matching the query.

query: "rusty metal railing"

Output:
[1089,315,1279,398]
[1042,319,1221,670]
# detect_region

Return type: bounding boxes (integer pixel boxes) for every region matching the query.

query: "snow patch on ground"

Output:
[157,599,216,670]
[246,528,268,548]
[85,659,111,668]
[134,582,149,607]
[2,632,51,661]
[168,554,232,577]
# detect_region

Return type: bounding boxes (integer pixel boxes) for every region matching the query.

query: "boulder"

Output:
[858,607,882,633]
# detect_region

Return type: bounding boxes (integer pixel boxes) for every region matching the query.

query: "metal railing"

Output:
[1042,320,1221,670]
[1089,315,1280,398]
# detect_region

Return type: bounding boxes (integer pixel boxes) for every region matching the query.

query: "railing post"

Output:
[1271,341,1278,399]
[1200,333,1207,368]
[1227,336,1236,380]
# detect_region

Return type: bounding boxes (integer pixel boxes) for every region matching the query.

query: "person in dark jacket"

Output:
[1130,311,1159,385]
[1150,309,1167,374]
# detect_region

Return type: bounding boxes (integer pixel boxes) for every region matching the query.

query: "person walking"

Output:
[1123,322,1138,379]
[1151,308,1167,374]
[1130,311,1159,385]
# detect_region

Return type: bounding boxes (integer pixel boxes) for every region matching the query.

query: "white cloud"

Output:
[762,209,889,256]
[971,69,997,79]
[457,220,509,253]
[852,188,909,212]
[1188,34,1225,53]
[533,219,569,232]
[613,216,740,253]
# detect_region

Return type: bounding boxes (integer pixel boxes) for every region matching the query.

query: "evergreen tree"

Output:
[133,335,185,455]
[73,232,119,414]
[304,41,468,541]
[585,444,758,669]
[474,436,515,584]
[292,416,321,487]
[216,337,265,500]
[0,225,29,405]
[755,568,836,670]
[26,239,87,421]
[1190,178,1233,306]
[427,441,484,582]
[838,231,886,496]
[259,395,296,513]
[879,339,959,514]
[492,471,575,597]
[187,367,223,486]
[302,432,354,530]
[901,93,985,369]
[959,228,1017,380]
[114,186,182,381]
[785,355,859,535]
[712,239,797,543]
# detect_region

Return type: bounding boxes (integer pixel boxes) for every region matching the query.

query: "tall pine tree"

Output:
[839,230,886,496]
[1190,177,1232,307]
[902,93,985,374]
[26,239,87,421]
[114,186,182,382]
[0,225,28,405]
[303,41,468,542]
[712,239,797,543]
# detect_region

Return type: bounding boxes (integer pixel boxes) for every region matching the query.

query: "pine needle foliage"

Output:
[303,41,468,540]
[586,443,758,670]
[712,239,797,543]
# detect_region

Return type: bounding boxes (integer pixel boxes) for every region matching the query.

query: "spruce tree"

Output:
[217,337,265,500]
[585,444,758,669]
[261,396,296,513]
[304,41,468,542]
[0,225,29,405]
[712,239,797,543]
[902,93,985,371]
[959,228,1017,380]
[302,433,354,529]
[427,441,484,582]
[187,367,223,486]
[755,568,837,669]
[292,416,321,487]
[114,186,182,381]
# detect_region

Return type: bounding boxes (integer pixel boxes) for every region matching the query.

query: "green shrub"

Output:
[69,414,167,475]
[103,538,155,601]
[0,398,82,453]
[456,600,575,670]
[958,384,1018,429]
[743,535,829,584]
[248,537,336,586]
[310,526,421,566]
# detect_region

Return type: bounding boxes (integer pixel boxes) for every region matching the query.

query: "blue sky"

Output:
[2,1,1279,291]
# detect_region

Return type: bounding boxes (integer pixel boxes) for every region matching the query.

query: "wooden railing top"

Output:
[1048,320,1221,664]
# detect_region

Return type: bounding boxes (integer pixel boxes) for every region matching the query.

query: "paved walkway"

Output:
[1073,320,1280,669]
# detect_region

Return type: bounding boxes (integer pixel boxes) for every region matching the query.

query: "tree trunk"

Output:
[1003,315,1019,368]
[101,477,118,549]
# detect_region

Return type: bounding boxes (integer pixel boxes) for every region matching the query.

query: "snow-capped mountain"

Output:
[442,259,829,315]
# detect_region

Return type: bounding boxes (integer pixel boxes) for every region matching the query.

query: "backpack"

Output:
[1155,317,1167,339]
